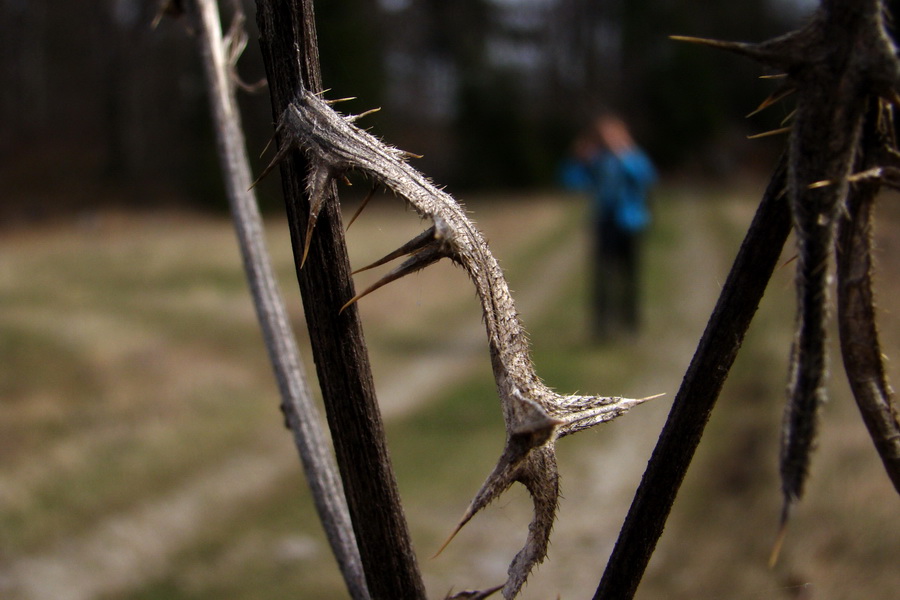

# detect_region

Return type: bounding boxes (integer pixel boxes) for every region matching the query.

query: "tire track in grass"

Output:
[0,449,286,600]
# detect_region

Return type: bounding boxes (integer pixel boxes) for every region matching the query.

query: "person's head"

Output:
[594,114,634,154]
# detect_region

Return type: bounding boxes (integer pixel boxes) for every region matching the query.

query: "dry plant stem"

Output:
[838,181,900,491]
[672,0,900,539]
[594,158,792,600]
[254,1,426,598]
[186,2,369,598]
[777,4,864,521]
[265,88,651,599]
[837,106,900,492]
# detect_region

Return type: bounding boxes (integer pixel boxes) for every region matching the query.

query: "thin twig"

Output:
[594,157,792,600]
[185,1,369,598]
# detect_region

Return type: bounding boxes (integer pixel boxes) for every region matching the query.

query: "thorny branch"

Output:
[681,0,900,534]
[180,2,368,598]
[599,0,900,596]
[257,88,653,599]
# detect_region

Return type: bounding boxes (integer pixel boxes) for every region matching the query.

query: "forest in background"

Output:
[1,0,822,219]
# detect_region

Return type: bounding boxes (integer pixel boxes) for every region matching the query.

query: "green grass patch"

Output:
[0,323,102,406]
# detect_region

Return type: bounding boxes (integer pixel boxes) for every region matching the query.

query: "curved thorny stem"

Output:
[256,89,654,598]
[675,0,900,559]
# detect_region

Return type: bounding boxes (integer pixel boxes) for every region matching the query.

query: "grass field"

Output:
[2,184,899,599]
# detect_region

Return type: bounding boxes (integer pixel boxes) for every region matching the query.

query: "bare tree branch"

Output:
[594,158,792,600]
[183,1,368,598]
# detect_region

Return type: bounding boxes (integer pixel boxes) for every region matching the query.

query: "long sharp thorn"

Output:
[445,583,504,600]
[747,126,792,139]
[769,504,791,567]
[300,214,317,269]
[257,122,281,159]
[746,87,796,117]
[780,109,797,127]
[769,525,788,568]
[808,179,834,189]
[432,521,466,559]
[300,194,327,268]
[250,137,293,189]
[327,96,357,104]
[433,494,486,559]
[433,445,526,560]
[346,185,378,230]
[340,243,445,312]
[300,167,332,268]
[348,107,382,122]
[670,33,798,71]
[670,35,760,56]
[846,167,885,184]
[352,226,437,275]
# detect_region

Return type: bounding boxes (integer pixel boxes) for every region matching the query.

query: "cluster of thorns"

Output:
[674,0,900,562]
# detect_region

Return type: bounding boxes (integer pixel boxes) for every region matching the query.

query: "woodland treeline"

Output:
[2,0,827,216]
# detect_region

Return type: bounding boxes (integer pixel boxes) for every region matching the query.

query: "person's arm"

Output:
[617,149,657,187]
[559,158,594,192]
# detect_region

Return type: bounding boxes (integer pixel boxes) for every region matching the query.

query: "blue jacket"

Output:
[561,148,657,232]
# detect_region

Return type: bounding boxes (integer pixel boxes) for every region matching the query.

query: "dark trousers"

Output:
[592,216,640,339]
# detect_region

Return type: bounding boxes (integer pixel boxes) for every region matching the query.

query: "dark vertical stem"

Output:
[254,2,426,599]
[594,158,792,600]
[837,179,900,493]
[836,104,900,494]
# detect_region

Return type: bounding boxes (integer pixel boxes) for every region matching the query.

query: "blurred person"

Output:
[561,114,657,341]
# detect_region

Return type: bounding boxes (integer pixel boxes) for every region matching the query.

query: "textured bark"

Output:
[594,158,792,600]
[254,2,426,599]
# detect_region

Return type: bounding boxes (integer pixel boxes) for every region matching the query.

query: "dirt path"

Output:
[543,190,731,596]
[0,215,584,600]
